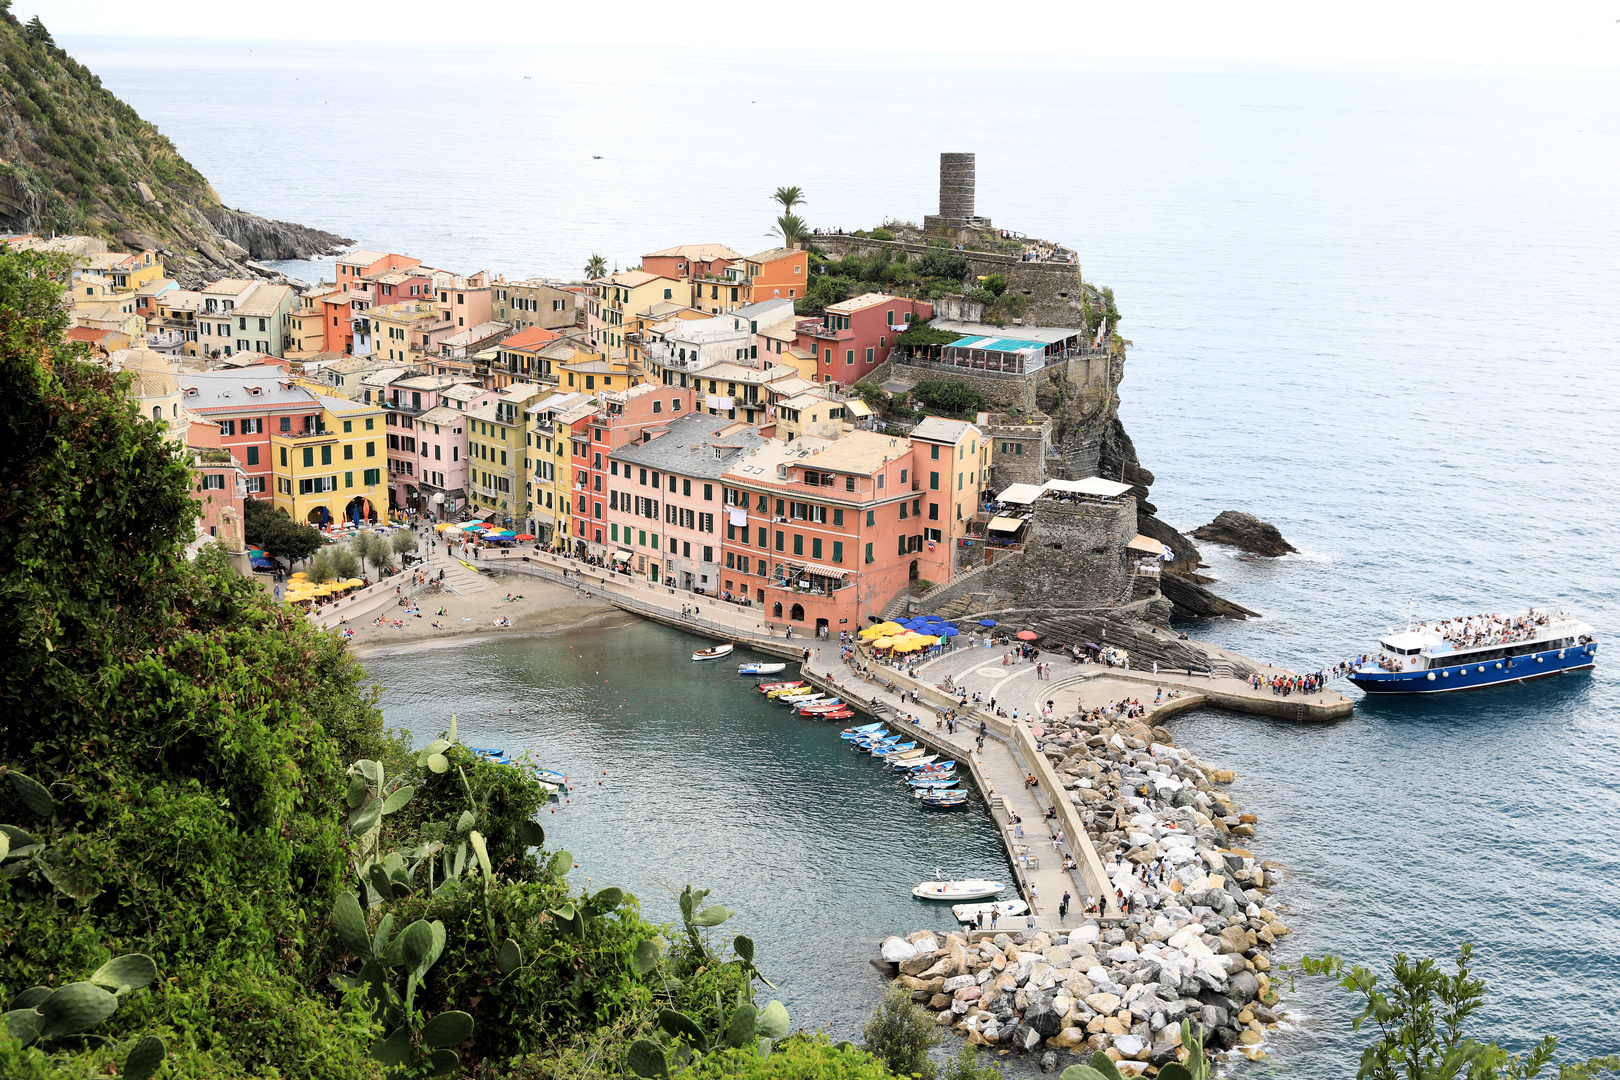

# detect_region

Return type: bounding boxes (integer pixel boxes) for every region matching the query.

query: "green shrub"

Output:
[680,1036,892,1080]
[914,380,986,416]
[870,228,895,242]
[941,1043,1003,1080]
[861,985,938,1077]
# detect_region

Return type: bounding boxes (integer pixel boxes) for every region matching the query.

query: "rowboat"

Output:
[818,709,855,720]
[778,695,825,708]
[534,769,568,787]
[693,643,734,662]
[796,700,844,713]
[840,723,884,737]
[911,763,955,775]
[760,681,806,693]
[848,729,889,744]
[892,754,940,770]
[952,899,1028,923]
[912,874,1007,901]
[776,690,823,702]
[738,662,787,675]
[906,777,960,790]
[872,742,918,757]
[916,790,969,809]
[767,685,813,698]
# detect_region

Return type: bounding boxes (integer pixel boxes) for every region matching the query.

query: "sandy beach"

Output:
[345,573,626,656]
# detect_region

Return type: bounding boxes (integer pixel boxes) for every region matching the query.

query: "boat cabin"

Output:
[1377,631,1433,671]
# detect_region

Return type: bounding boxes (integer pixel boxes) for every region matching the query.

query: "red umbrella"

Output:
[1016,630,1039,641]
[515,533,535,541]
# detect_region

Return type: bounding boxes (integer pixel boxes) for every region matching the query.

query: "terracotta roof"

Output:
[499,326,563,351]
[644,243,742,261]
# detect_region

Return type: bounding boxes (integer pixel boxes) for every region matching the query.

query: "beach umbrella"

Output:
[344,578,364,588]
[290,572,309,580]
[939,627,960,637]
[978,619,998,627]
[515,533,535,541]
[891,639,920,652]
[1016,630,1039,641]
[878,621,904,635]
[859,627,884,639]
[873,637,896,649]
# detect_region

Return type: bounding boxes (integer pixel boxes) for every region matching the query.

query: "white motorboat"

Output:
[912,871,1007,902]
[739,662,787,675]
[692,643,734,661]
[951,898,1029,923]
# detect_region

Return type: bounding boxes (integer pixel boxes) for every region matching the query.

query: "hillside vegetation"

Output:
[0,10,346,283]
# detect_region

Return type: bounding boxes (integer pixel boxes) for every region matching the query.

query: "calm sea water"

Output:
[67,37,1620,1070]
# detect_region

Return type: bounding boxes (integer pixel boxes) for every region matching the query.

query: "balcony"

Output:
[795,319,846,341]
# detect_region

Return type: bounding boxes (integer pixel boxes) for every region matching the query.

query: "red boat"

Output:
[816,709,855,720]
[756,681,806,693]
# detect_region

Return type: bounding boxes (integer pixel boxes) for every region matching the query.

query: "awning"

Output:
[1127,534,1167,555]
[791,561,850,578]
[987,516,1024,533]
[996,482,1045,505]
[612,549,633,561]
[845,399,873,417]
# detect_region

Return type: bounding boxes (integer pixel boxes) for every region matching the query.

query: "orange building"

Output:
[742,247,809,304]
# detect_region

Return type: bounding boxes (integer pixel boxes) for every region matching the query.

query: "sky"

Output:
[23,0,1620,68]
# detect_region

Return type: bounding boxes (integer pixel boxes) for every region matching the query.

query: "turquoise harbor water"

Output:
[68,37,1620,1071]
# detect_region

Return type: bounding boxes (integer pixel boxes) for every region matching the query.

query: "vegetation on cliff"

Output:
[0,13,345,279]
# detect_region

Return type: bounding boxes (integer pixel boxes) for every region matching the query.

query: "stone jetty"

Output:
[876,723,1290,1073]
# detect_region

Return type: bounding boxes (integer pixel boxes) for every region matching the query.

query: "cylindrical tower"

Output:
[939,152,976,222]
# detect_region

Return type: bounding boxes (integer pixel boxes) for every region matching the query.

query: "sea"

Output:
[63,36,1620,1073]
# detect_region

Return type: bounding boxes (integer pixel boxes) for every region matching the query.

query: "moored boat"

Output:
[1349,608,1598,694]
[759,681,806,693]
[738,662,787,675]
[912,874,1007,901]
[840,723,884,738]
[692,643,734,662]
[916,790,969,809]
[892,754,939,770]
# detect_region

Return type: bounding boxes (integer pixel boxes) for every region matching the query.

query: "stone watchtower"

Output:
[924,152,992,232]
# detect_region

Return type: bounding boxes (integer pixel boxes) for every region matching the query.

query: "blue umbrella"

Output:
[939,626,960,637]
[978,619,998,627]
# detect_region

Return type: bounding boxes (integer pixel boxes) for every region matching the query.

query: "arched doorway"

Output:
[344,496,375,526]
[307,505,331,526]
[772,602,783,617]
[909,559,919,582]
[789,603,805,622]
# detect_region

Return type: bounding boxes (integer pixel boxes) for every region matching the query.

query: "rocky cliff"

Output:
[0,16,348,285]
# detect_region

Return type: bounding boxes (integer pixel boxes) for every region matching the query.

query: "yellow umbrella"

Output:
[873,637,896,649]
[915,634,939,646]
[290,572,309,580]
[344,578,364,588]
[858,627,884,639]
[878,622,904,634]
[892,640,921,653]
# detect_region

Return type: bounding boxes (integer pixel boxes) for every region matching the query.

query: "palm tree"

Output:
[772,186,805,215]
[771,213,808,247]
[584,254,607,280]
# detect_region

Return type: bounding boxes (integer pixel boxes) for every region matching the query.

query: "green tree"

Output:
[244,497,322,567]
[391,528,419,560]
[585,254,607,280]
[914,379,986,416]
[861,985,939,1077]
[308,548,335,583]
[24,15,52,46]
[772,186,805,215]
[772,212,808,247]
[330,545,359,581]
[351,531,390,577]
[1300,946,1620,1080]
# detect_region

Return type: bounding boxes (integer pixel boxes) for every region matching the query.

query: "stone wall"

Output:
[984,420,1051,488]
[1014,496,1136,608]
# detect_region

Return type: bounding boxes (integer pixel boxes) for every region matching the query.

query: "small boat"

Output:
[849,729,889,744]
[872,742,918,757]
[760,681,806,693]
[841,723,884,738]
[818,709,855,720]
[917,791,969,809]
[952,899,1028,923]
[776,692,824,705]
[893,754,940,770]
[913,873,1007,901]
[797,700,844,713]
[739,662,787,675]
[766,685,813,698]
[534,769,567,787]
[907,777,960,790]
[693,644,734,662]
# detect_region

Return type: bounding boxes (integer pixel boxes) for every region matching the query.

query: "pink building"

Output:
[411,405,468,517]
[604,412,767,592]
[719,430,954,635]
[794,293,931,387]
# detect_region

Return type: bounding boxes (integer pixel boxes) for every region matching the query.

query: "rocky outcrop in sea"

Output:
[877,722,1287,1073]
[1190,512,1297,558]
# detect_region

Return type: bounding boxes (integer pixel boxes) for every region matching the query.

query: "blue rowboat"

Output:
[907,778,960,790]
[871,742,917,756]
[840,723,883,738]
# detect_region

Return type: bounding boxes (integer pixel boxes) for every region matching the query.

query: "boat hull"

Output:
[1350,641,1597,694]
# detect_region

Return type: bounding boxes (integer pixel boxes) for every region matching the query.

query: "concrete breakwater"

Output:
[874,702,1291,1072]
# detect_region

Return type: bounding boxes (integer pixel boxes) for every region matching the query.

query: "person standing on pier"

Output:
[1059,892,1071,922]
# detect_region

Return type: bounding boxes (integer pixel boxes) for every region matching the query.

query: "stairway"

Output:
[438,557,492,595]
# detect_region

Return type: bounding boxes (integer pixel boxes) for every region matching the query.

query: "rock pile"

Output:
[877,718,1290,1072]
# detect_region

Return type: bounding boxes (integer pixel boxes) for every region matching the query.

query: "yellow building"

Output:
[524,393,595,548]
[269,394,388,527]
[463,383,552,527]
[559,352,641,394]
[586,271,684,357]
[84,250,166,293]
[370,300,452,364]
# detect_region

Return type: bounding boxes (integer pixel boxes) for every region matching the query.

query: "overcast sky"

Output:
[29,0,1620,68]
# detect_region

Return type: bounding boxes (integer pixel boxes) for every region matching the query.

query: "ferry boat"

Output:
[1349,608,1597,694]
